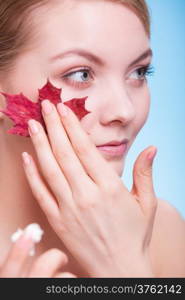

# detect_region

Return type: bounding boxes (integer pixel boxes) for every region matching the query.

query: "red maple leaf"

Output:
[0,80,90,137]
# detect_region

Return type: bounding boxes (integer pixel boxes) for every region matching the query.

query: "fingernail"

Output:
[41,100,53,115]
[147,147,157,162]
[22,152,31,165]
[28,119,39,135]
[57,103,68,116]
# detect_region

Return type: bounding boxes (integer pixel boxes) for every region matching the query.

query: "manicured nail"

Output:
[147,147,157,162]
[57,103,68,116]
[22,152,31,165]
[28,119,39,135]
[41,100,53,115]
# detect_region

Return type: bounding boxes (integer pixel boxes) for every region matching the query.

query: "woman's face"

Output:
[0,0,152,176]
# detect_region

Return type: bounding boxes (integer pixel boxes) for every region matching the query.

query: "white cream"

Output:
[11,223,44,256]
[11,228,23,243]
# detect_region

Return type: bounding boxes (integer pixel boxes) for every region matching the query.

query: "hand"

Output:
[0,234,76,278]
[22,100,157,277]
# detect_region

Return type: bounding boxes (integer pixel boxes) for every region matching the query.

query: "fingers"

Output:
[0,234,34,277]
[40,100,91,193]
[27,119,72,203]
[57,102,118,187]
[28,99,121,204]
[0,243,73,278]
[28,248,68,277]
[131,146,158,218]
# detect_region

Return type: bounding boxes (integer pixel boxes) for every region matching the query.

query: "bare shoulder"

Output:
[149,198,185,277]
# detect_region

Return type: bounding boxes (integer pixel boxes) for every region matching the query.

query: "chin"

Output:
[98,149,126,177]
[107,157,125,177]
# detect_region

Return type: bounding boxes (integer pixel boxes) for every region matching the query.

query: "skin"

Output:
[0,234,76,278]
[0,0,184,277]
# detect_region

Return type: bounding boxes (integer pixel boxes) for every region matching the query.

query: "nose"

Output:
[99,80,136,126]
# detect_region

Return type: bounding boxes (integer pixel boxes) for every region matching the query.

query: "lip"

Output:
[96,139,128,157]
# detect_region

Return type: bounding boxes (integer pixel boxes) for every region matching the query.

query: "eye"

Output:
[62,68,93,88]
[129,64,155,81]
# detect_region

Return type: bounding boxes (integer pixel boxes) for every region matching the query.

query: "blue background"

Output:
[122,0,185,218]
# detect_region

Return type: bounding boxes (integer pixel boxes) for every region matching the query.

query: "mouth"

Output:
[96,139,129,157]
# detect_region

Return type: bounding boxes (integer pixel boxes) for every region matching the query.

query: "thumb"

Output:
[131,146,157,217]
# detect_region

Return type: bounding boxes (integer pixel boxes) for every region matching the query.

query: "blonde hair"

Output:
[0,0,150,72]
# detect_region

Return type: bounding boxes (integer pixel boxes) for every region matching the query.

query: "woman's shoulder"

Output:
[149,198,185,277]
[156,198,184,224]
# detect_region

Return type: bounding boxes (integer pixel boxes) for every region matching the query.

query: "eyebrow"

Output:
[129,48,153,67]
[50,48,153,67]
[50,48,105,66]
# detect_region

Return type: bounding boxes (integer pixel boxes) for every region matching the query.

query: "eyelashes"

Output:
[129,64,155,82]
[137,64,154,76]
[62,64,155,88]
[137,64,155,78]
[63,67,93,87]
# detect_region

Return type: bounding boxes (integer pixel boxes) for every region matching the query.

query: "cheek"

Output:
[132,88,150,135]
[2,76,40,103]
[60,87,86,102]
[2,54,47,102]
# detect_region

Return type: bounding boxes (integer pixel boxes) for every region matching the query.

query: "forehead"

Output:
[30,0,149,63]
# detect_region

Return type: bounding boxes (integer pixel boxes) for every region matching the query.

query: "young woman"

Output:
[0,0,184,278]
